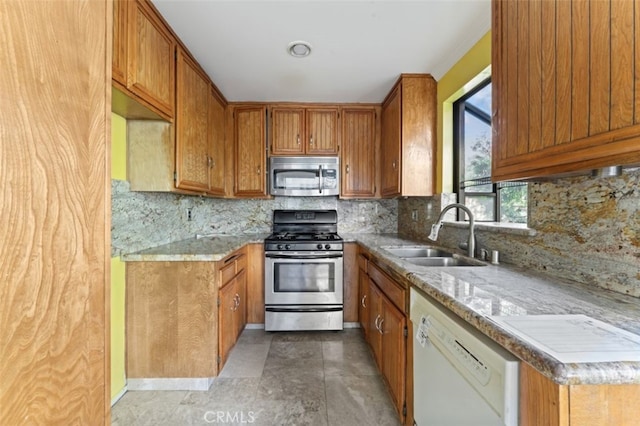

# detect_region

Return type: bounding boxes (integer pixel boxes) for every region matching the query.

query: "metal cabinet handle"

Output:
[346,164,350,174]
[378,318,384,334]
[392,161,397,170]
[256,165,261,175]
[207,155,212,168]
[374,314,381,331]
[309,134,313,145]
[361,294,367,308]
[297,134,300,145]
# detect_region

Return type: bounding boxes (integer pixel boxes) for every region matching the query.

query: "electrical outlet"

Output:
[186,208,193,221]
[411,210,418,221]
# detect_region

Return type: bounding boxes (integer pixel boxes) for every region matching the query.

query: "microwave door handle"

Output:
[318,165,323,194]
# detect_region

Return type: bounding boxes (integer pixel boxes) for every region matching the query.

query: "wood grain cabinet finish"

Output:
[175,47,210,192]
[341,107,379,198]
[380,74,437,198]
[112,0,128,85]
[519,362,640,426]
[492,0,640,181]
[218,250,247,370]
[234,106,268,197]
[270,106,339,155]
[126,262,219,378]
[208,87,227,196]
[359,252,408,424]
[124,0,175,120]
[1,0,110,422]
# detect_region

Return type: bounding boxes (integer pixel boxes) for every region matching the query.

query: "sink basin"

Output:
[381,245,453,258]
[404,257,485,267]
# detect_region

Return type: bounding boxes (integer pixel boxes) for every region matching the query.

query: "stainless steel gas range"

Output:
[264,210,343,331]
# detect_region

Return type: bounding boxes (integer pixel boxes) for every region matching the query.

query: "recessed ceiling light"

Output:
[288,41,312,58]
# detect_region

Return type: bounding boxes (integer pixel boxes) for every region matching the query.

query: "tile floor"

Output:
[111,329,401,426]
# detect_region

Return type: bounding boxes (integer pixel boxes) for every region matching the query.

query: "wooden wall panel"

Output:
[540,0,556,149]
[571,0,590,141]
[0,0,110,423]
[528,0,542,153]
[611,0,634,130]
[555,0,572,145]
[589,0,611,136]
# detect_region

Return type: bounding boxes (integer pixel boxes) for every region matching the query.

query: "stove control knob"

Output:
[277,244,284,250]
[317,244,323,250]
[285,244,291,250]
[325,244,331,250]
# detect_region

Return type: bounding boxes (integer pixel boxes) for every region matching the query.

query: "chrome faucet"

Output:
[428,203,476,258]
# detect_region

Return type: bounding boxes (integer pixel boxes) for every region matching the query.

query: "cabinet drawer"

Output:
[235,253,247,274]
[368,262,405,312]
[357,254,368,273]
[220,261,236,286]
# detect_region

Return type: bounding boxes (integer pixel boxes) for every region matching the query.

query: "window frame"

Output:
[453,78,527,223]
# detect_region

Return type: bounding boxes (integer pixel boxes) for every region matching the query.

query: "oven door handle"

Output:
[318,164,323,194]
[265,253,343,259]
[265,307,343,313]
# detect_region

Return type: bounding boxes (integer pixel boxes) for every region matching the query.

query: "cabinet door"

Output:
[271,107,305,155]
[234,270,247,339]
[380,86,401,197]
[234,106,267,197]
[175,48,210,192]
[382,299,406,419]
[492,0,640,181]
[127,0,175,119]
[306,108,339,155]
[208,88,226,196]
[368,281,383,369]
[218,279,238,369]
[112,0,128,85]
[341,108,377,198]
[358,264,369,338]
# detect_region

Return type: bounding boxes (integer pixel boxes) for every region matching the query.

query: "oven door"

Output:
[265,252,343,306]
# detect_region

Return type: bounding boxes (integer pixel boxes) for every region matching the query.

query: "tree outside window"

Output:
[454,79,527,223]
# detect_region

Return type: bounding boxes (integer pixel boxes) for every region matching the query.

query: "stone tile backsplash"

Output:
[398,168,640,298]
[112,180,397,256]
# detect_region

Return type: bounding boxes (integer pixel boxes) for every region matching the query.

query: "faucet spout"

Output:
[428,203,476,258]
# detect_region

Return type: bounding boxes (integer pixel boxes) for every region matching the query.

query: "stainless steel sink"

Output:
[404,257,485,267]
[381,245,453,258]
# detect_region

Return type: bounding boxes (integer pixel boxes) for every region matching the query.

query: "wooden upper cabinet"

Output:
[208,88,227,196]
[234,106,268,197]
[341,107,379,198]
[112,0,128,86]
[125,0,176,120]
[271,107,305,154]
[306,108,339,155]
[380,74,437,198]
[175,47,210,193]
[492,0,640,181]
[270,106,339,155]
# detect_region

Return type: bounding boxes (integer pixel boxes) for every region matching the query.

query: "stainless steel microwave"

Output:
[269,156,340,196]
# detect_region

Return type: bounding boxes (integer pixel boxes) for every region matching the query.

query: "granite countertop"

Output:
[353,233,640,385]
[121,232,640,385]
[121,234,268,262]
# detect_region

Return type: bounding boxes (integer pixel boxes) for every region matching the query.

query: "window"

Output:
[453,78,527,223]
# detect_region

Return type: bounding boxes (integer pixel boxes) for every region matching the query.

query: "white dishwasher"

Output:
[410,288,519,426]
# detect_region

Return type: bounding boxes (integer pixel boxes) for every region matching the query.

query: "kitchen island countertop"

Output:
[350,233,640,385]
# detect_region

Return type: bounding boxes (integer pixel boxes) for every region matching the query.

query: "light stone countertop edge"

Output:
[121,234,269,262]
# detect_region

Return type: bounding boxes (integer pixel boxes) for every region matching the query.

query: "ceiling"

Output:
[152,0,491,104]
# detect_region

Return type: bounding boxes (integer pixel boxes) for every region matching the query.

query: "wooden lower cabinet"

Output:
[520,362,640,426]
[358,249,408,423]
[127,261,218,378]
[126,246,256,380]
